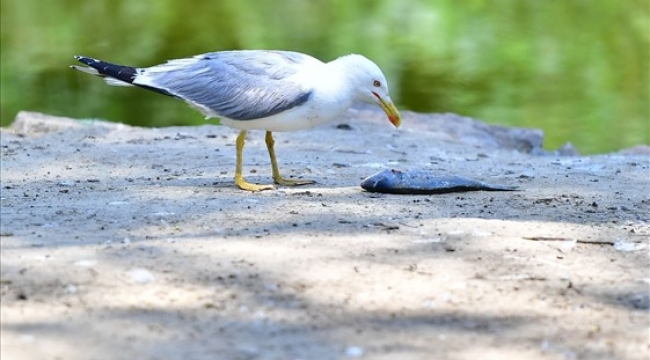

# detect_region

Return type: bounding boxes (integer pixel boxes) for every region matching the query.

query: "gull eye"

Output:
[373,80,381,87]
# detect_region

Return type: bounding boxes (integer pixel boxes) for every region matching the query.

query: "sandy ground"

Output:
[1,110,649,360]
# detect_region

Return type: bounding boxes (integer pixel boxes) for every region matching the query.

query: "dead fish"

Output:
[360,169,518,194]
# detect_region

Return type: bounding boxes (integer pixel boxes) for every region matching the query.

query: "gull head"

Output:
[338,54,401,128]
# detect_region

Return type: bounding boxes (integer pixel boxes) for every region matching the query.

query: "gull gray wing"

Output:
[134,51,315,120]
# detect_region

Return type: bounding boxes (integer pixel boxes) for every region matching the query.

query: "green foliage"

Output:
[1,0,648,153]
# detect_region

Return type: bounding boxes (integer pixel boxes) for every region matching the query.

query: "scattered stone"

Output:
[613,241,647,252]
[128,268,155,284]
[344,346,365,358]
[618,145,650,155]
[73,259,97,267]
[174,132,196,140]
[555,142,580,156]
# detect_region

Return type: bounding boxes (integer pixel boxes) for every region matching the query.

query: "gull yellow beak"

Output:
[373,93,401,128]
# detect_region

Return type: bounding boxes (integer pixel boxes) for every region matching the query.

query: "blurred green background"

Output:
[1,0,648,154]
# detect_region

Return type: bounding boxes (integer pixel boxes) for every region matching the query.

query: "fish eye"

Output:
[373,80,381,87]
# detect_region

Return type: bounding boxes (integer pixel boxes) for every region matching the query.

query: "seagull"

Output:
[71,50,401,191]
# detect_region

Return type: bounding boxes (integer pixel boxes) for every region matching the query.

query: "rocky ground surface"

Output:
[1,110,649,360]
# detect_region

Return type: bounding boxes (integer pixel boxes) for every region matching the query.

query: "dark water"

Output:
[1,0,648,153]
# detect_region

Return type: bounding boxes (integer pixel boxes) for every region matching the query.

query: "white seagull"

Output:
[71,50,401,191]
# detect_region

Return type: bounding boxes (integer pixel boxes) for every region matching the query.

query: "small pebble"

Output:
[613,241,647,252]
[128,268,154,284]
[20,334,35,343]
[411,237,443,243]
[73,259,96,267]
[471,229,492,237]
[174,132,196,140]
[345,346,365,358]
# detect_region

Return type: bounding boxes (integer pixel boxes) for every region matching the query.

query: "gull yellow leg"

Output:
[265,131,315,186]
[234,130,275,191]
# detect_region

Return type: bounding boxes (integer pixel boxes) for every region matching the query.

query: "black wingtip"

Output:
[74,55,99,67]
[69,56,138,84]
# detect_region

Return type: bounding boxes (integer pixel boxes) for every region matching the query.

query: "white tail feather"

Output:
[104,78,134,87]
[70,65,99,75]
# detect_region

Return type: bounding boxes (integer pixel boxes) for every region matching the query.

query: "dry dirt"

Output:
[1,110,649,360]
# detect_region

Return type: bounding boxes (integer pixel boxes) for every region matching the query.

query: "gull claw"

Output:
[235,179,275,192]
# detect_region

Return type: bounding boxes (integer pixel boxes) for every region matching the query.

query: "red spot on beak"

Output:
[372,92,401,128]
